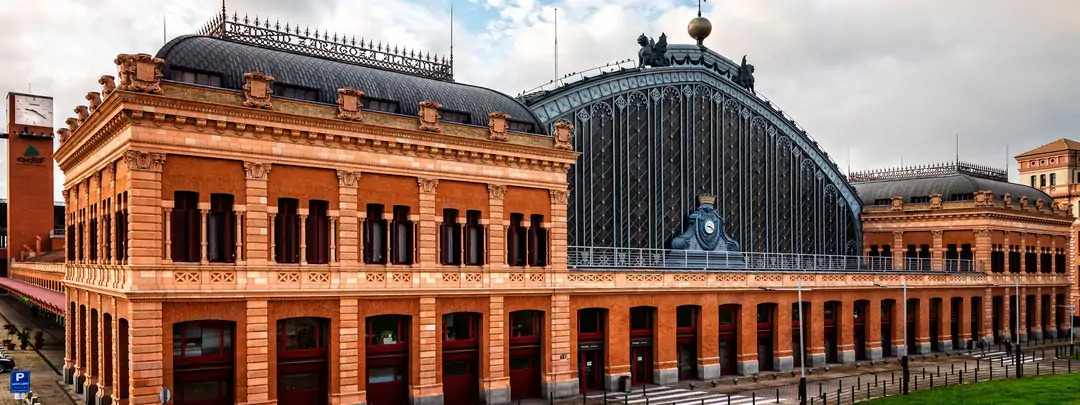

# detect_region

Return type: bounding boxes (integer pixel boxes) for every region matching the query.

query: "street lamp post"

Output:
[1060,305,1076,354]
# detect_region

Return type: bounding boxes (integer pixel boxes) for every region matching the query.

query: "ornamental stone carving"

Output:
[974,229,992,237]
[336,87,364,121]
[1019,196,1029,209]
[553,121,574,150]
[65,117,79,132]
[418,178,439,194]
[122,150,166,172]
[99,75,116,97]
[86,92,102,113]
[1004,193,1013,208]
[243,72,276,109]
[74,106,90,124]
[892,231,904,240]
[114,53,164,94]
[337,170,361,188]
[487,184,506,200]
[549,189,569,204]
[931,230,943,239]
[57,128,70,144]
[243,162,272,180]
[928,193,943,209]
[890,196,903,211]
[488,112,510,141]
[974,190,995,207]
[1036,199,1046,210]
[418,100,442,132]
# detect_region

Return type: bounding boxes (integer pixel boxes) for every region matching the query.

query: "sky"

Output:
[1,0,1078,201]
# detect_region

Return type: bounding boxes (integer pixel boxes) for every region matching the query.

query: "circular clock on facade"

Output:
[12,94,54,127]
[704,220,716,234]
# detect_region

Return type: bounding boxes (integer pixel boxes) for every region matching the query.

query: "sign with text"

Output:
[15,145,45,165]
[9,370,30,393]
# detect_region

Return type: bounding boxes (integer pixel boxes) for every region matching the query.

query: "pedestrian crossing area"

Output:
[969,350,1043,364]
[586,386,790,404]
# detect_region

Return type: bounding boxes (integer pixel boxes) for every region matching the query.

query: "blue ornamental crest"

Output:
[669,193,743,267]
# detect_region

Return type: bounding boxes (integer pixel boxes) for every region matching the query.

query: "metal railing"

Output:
[567,246,984,273]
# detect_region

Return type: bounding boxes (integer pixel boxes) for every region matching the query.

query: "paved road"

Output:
[0,294,76,404]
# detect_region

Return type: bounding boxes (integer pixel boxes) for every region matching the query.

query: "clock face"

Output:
[13,95,54,127]
[704,220,716,235]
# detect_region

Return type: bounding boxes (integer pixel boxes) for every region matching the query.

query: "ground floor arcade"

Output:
[66,285,1074,405]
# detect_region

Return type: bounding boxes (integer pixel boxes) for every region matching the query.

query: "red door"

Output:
[278,361,327,405]
[630,346,652,385]
[578,349,603,392]
[175,369,233,405]
[443,353,479,404]
[367,356,408,405]
[509,347,540,400]
[719,334,737,375]
[677,341,697,380]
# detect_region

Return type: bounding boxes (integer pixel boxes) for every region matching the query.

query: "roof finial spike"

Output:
[243,13,249,24]
[275,20,280,30]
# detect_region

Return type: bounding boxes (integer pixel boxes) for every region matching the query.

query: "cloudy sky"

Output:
[1,0,1078,201]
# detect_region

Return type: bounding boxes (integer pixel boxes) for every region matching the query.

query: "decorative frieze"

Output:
[243,162,272,180]
[122,150,165,172]
[336,170,361,188]
[418,100,442,132]
[336,87,364,121]
[242,71,275,109]
[114,53,165,94]
[488,112,510,141]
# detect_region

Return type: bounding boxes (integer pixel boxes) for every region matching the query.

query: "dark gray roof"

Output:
[853,173,1052,205]
[155,35,545,134]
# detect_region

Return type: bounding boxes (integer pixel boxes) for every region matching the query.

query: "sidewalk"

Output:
[0,293,76,404]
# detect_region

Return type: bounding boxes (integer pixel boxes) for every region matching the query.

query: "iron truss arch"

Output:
[524,65,863,255]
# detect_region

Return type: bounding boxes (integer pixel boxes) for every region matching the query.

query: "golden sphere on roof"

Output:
[688,16,713,47]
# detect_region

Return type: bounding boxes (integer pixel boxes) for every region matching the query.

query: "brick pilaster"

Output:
[488,185,506,269]
[983,288,994,343]
[482,296,508,403]
[336,298,362,404]
[416,297,440,400]
[776,299,793,363]
[866,299,882,356]
[840,300,854,361]
[809,299,825,360]
[931,230,944,271]
[128,301,163,404]
[244,300,270,404]
[940,297,952,349]
[892,231,904,270]
[974,229,992,273]
[243,162,271,265]
[916,298,931,352]
[549,189,568,269]
[122,151,165,266]
[418,179,439,266]
[549,293,573,395]
[337,176,360,268]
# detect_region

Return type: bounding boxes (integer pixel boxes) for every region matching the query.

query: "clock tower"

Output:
[4,92,56,265]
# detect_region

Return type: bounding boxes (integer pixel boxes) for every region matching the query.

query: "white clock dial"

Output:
[704,220,716,234]
[13,95,54,127]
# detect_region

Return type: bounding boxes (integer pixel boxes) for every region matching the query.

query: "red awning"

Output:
[0,278,65,316]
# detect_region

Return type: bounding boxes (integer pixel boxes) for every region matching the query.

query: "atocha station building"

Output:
[33,8,1078,405]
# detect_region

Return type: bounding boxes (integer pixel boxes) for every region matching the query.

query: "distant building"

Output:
[1016,138,1080,217]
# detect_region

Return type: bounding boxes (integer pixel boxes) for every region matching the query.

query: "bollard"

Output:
[930,374,934,388]
[752,392,756,405]
[728,394,732,405]
[1053,360,1057,374]
[776,388,780,404]
[959,370,963,384]
[883,380,888,397]
[866,382,870,400]
[851,386,855,403]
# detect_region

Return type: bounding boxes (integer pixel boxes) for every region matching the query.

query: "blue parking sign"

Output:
[9,370,30,393]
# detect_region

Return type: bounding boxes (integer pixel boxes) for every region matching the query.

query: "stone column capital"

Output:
[122,150,166,172]
[418,178,439,194]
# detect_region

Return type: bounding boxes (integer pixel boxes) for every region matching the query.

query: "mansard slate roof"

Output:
[853,172,1052,206]
[155,35,546,134]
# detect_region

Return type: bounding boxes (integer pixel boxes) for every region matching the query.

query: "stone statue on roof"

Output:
[733,55,755,93]
[637,33,671,68]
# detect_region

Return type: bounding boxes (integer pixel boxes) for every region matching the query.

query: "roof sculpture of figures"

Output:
[637,33,670,68]
[733,55,755,93]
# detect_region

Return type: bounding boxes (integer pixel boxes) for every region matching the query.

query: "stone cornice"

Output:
[862,209,1074,228]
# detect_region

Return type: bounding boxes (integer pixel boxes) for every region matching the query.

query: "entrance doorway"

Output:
[676,306,699,381]
[881,300,894,358]
[173,321,236,405]
[629,306,655,385]
[443,312,481,405]
[757,303,776,371]
[824,301,840,363]
[577,308,606,392]
[276,317,329,405]
[718,305,739,375]
[509,311,543,401]
[854,301,868,361]
[366,315,410,405]
[791,302,809,368]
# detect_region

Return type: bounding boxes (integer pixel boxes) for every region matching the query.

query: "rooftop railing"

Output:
[567,246,983,273]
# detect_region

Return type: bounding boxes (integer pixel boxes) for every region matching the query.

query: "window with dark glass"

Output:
[442,313,478,341]
[578,309,603,335]
[89,205,98,261]
[757,305,773,324]
[465,210,485,266]
[719,307,735,326]
[440,209,461,265]
[510,311,540,338]
[275,198,301,264]
[1055,249,1066,274]
[172,191,201,262]
[53,205,65,233]
[306,200,330,264]
[170,69,223,87]
[507,213,527,266]
[1030,175,1036,187]
[991,244,1005,273]
[949,193,974,201]
[1051,173,1057,186]
[76,211,84,261]
[439,109,471,124]
[275,84,319,101]
[363,204,387,264]
[1041,248,1052,273]
[945,244,958,271]
[366,315,408,346]
[1040,174,1047,187]
[507,120,535,133]
[360,97,400,113]
[676,306,696,330]
[872,198,891,206]
[527,214,548,267]
[103,199,111,262]
[172,321,233,359]
[278,318,328,352]
[629,307,653,332]
[390,205,414,265]
[910,196,931,204]
[1025,247,1037,273]
[208,194,236,263]
[114,192,128,261]
[67,223,76,261]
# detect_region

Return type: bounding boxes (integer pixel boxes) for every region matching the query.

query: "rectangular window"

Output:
[676,306,696,329]
[366,315,408,346]
[510,311,540,338]
[361,97,401,113]
[439,109,471,124]
[910,196,931,204]
[1051,173,1057,186]
[630,308,653,332]
[1041,248,1053,274]
[171,191,201,262]
[89,205,98,261]
[528,214,548,267]
[391,205,414,265]
[442,313,478,341]
[172,322,233,359]
[507,213,527,266]
[363,204,387,264]
[102,199,111,262]
[276,84,319,101]
[208,194,235,263]
[1040,174,1047,187]
[170,69,223,87]
[67,223,76,261]
[1009,246,1021,273]
[279,318,327,351]
[275,198,301,264]
[578,309,604,335]
[1030,175,1036,187]
[719,307,735,326]
[465,210,485,266]
[114,192,128,262]
[872,198,891,206]
[440,209,461,265]
[306,200,330,264]
[507,120,535,133]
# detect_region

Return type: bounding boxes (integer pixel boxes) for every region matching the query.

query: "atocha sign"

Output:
[16,145,45,165]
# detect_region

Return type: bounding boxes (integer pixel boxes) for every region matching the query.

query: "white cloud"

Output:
[1,0,1078,201]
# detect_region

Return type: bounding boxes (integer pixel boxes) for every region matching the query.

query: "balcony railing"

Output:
[567,246,983,273]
